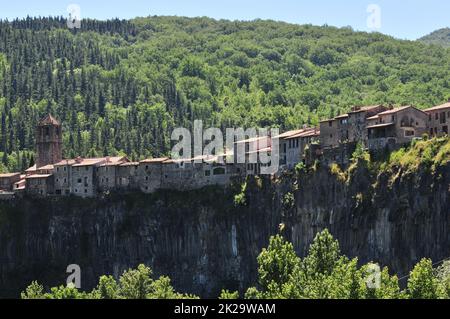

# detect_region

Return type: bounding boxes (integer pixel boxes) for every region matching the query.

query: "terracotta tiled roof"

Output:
[366,115,380,120]
[320,113,348,123]
[349,105,383,113]
[334,114,349,119]
[37,164,54,171]
[376,106,414,115]
[25,164,37,172]
[366,122,395,129]
[72,158,106,167]
[58,156,127,167]
[234,136,270,144]
[285,128,320,139]
[38,114,60,126]
[246,146,272,155]
[273,129,306,139]
[140,157,169,164]
[54,159,77,166]
[423,102,450,113]
[0,172,21,178]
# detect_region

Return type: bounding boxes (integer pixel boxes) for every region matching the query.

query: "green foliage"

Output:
[233,182,247,206]
[21,264,198,299]
[419,28,450,47]
[92,275,120,299]
[294,162,307,175]
[256,235,300,297]
[247,229,445,299]
[302,229,341,277]
[351,142,370,163]
[436,261,450,298]
[119,264,154,299]
[218,290,239,299]
[21,232,450,300]
[385,137,450,173]
[329,163,346,182]
[282,192,295,210]
[1,17,450,171]
[407,259,441,299]
[20,281,45,299]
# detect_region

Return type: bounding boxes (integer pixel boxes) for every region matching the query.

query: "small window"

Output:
[57,167,60,172]
[405,130,414,137]
[328,121,332,127]
[205,170,211,177]
[213,167,226,175]
[84,189,88,193]
[77,178,82,183]
[64,167,67,171]
[85,167,89,171]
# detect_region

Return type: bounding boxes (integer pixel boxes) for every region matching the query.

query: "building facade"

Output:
[35,114,62,168]
[366,106,428,150]
[424,101,450,137]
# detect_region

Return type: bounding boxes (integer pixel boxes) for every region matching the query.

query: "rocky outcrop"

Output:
[0,162,449,298]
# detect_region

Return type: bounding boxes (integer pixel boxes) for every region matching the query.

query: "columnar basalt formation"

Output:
[0,160,448,298]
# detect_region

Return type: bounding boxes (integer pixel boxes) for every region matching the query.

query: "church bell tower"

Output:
[35,114,63,168]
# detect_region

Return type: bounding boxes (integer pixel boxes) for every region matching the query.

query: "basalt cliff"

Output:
[0,160,449,298]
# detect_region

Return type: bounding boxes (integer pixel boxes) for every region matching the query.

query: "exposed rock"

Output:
[0,162,449,298]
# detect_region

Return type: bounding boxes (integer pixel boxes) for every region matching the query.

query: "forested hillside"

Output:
[0,16,449,172]
[419,28,450,47]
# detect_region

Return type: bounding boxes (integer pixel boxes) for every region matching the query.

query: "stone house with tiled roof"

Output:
[424,101,450,137]
[319,105,387,150]
[366,106,428,150]
[0,173,21,191]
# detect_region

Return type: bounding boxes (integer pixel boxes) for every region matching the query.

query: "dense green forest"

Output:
[0,16,449,173]
[419,28,450,47]
[21,230,450,299]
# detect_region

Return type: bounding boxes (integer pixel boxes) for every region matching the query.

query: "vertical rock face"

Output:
[0,162,449,298]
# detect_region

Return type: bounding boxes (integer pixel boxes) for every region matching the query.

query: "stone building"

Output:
[347,105,387,144]
[319,105,387,149]
[424,101,450,137]
[139,158,167,193]
[0,173,21,191]
[277,127,320,169]
[116,162,140,190]
[367,106,428,150]
[25,174,54,196]
[35,114,62,168]
[233,136,272,176]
